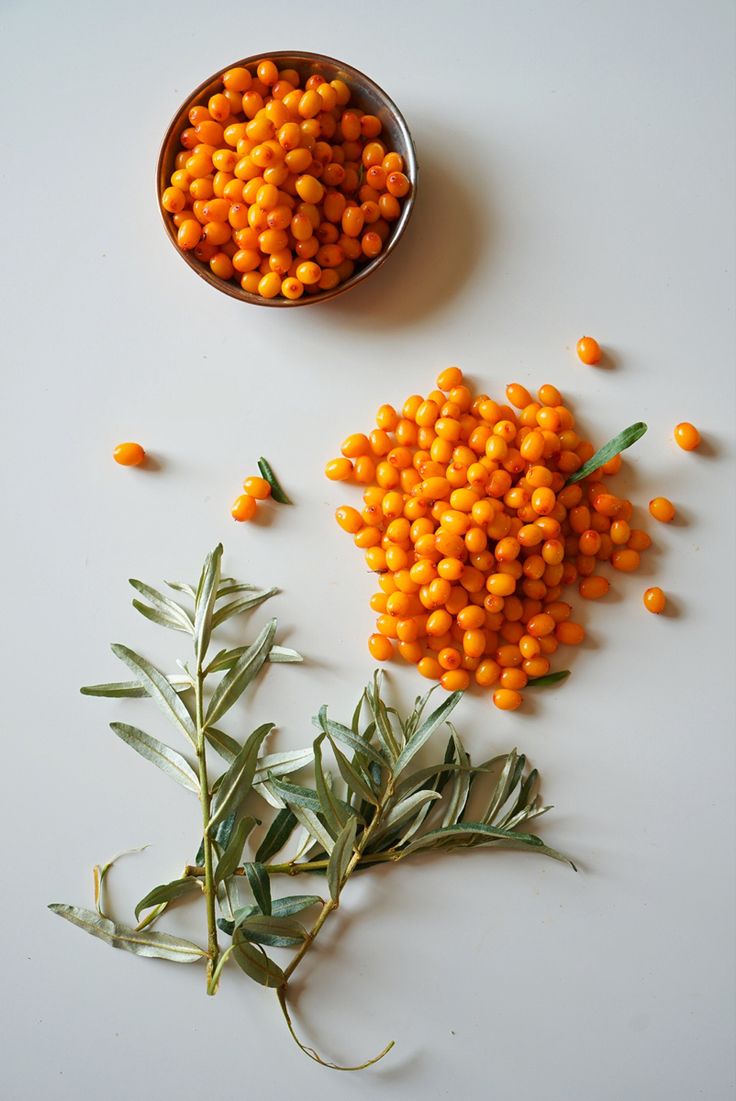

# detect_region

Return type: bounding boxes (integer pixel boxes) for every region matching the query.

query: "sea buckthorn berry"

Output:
[649,496,676,522]
[643,587,666,614]
[368,633,393,661]
[556,621,585,645]
[436,367,463,392]
[177,219,202,250]
[493,688,522,711]
[341,433,370,458]
[576,336,602,365]
[223,67,252,93]
[674,422,701,451]
[579,575,610,600]
[281,276,303,299]
[418,657,443,680]
[231,493,257,521]
[386,171,410,197]
[441,669,471,692]
[610,520,631,545]
[611,548,640,572]
[113,442,145,467]
[627,529,652,552]
[506,383,532,408]
[500,668,527,691]
[335,506,362,533]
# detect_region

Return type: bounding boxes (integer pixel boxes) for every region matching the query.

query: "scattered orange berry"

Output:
[643,587,666,614]
[576,336,602,365]
[113,442,146,467]
[649,496,676,523]
[243,475,272,500]
[674,422,701,451]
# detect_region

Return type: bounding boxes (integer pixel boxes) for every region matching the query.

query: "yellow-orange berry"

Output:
[649,497,676,523]
[368,633,393,661]
[493,688,522,711]
[231,494,257,521]
[674,422,701,451]
[113,442,146,467]
[643,587,666,614]
[243,475,271,499]
[335,506,363,534]
[576,336,602,365]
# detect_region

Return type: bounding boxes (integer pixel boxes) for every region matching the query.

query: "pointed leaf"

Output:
[205,620,276,727]
[207,644,301,674]
[314,737,348,835]
[566,422,647,484]
[329,739,379,806]
[316,707,386,769]
[194,544,222,665]
[208,723,273,834]
[132,601,192,634]
[255,808,298,863]
[392,691,463,776]
[48,904,205,962]
[327,817,357,900]
[254,748,313,783]
[129,580,194,633]
[81,674,191,699]
[257,456,292,504]
[212,589,278,629]
[233,895,321,925]
[484,751,521,824]
[240,914,306,947]
[267,777,321,812]
[205,727,242,763]
[109,723,199,792]
[166,580,196,598]
[232,925,284,987]
[111,644,197,747]
[243,862,272,915]
[372,791,442,846]
[526,670,571,688]
[215,817,259,883]
[134,877,201,921]
[288,803,334,855]
[401,821,547,856]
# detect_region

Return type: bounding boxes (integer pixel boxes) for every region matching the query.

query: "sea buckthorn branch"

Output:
[49,544,306,990]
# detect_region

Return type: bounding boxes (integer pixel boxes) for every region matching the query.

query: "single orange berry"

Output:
[649,496,676,523]
[576,336,602,365]
[368,633,394,661]
[643,587,666,614]
[243,476,271,500]
[493,688,522,711]
[231,494,257,521]
[113,442,146,467]
[674,422,701,451]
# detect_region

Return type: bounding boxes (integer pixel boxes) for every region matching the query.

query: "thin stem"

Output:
[182,849,400,880]
[195,668,219,990]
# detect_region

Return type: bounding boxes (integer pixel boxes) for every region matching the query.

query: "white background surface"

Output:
[2,1,734,1098]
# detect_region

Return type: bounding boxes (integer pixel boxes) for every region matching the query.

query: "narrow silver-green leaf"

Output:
[111,644,197,748]
[328,739,379,806]
[372,791,442,845]
[483,751,520,825]
[81,674,191,699]
[205,727,242,764]
[392,691,463,776]
[267,777,322,813]
[215,817,258,883]
[442,726,472,827]
[216,582,262,598]
[243,861,272,915]
[232,925,284,987]
[400,821,546,856]
[109,722,199,793]
[566,422,647,485]
[253,748,314,784]
[363,677,400,759]
[165,580,196,599]
[288,803,334,855]
[208,723,274,834]
[194,544,223,665]
[255,808,298,863]
[206,644,301,675]
[205,619,276,727]
[233,895,321,924]
[327,817,357,901]
[129,580,194,633]
[212,589,279,629]
[314,737,348,835]
[316,707,386,769]
[240,914,305,947]
[48,904,205,962]
[132,601,192,634]
[134,877,201,921]
[526,670,571,688]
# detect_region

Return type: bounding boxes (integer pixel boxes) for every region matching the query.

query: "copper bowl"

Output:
[157,51,417,307]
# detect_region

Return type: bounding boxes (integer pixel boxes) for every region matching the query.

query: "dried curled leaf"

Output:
[48,904,206,962]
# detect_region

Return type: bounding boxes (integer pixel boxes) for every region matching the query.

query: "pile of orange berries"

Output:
[325,367,663,711]
[161,59,411,301]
